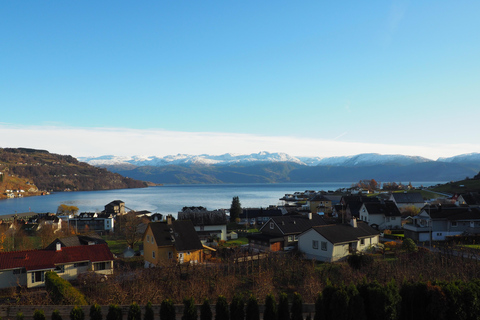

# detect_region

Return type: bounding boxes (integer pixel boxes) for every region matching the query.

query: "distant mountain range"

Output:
[78,152,480,184]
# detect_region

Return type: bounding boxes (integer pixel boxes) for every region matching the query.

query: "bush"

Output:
[17,312,24,320]
[106,305,122,320]
[160,299,176,320]
[144,302,154,320]
[45,271,87,305]
[200,299,212,320]
[278,293,289,320]
[127,303,141,320]
[402,238,418,253]
[215,296,229,320]
[52,310,63,320]
[70,306,85,320]
[290,293,303,320]
[347,253,374,270]
[34,310,46,320]
[182,297,197,320]
[245,295,259,320]
[263,294,277,320]
[230,295,244,320]
[90,304,102,320]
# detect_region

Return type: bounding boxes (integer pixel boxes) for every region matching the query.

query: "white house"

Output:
[298,219,380,262]
[359,201,402,230]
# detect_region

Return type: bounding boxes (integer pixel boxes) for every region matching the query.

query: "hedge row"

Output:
[44,272,88,305]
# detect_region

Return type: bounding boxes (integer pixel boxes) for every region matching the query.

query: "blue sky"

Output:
[1,1,479,159]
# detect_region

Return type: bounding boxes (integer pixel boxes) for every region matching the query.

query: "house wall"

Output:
[0,269,27,289]
[194,225,227,241]
[298,229,334,262]
[177,249,203,264]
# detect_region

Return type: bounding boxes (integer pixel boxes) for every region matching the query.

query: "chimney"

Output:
[167,215,173,225]
[350,217,357,228]
[56,242,62,251]
[308,212,312,220]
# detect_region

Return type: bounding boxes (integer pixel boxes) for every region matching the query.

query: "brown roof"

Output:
[309,222,380,244]
[148,220,203,252]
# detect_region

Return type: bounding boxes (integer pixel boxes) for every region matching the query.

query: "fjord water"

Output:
[0,182,443,217]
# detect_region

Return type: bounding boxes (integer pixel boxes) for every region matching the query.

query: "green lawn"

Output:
[101,236,140,255]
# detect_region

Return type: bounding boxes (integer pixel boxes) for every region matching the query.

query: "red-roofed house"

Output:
[0,243,114,289]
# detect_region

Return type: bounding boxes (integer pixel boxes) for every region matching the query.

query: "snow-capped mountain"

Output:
[78,152,305,167]
[438,153,480,164]
[78,152,436,167]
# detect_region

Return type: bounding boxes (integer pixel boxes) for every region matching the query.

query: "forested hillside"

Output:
[0,148,148,195]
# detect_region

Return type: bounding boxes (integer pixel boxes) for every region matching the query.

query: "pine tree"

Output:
[230,295,244,320]
[245,295,260,320]
[70,306,85,320]
[160,299,176,320]
[127,302,141,320]
[264,294,277,320]
[89,304,102,320]
[230,196,242,222]
[290,293,303,320]
[182,297,198,320]
[52,310,63,320]
[200,299,213,320]
[106,305,122,320]
[34,310,46,320]
[144,302,154,320]
[278,293,289,320]
[215,296,229,320]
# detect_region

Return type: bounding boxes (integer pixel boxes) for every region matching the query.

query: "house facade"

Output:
[178,208,228,241]
[359,201,402,230]
[404,205,480,242]
[298,219,380,262]
[247,213,328,252]
[389,192,425,213]
[0,244,114,289]
[143,218,204,267]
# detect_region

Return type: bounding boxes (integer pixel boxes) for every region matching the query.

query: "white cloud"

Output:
[0,124,477,160]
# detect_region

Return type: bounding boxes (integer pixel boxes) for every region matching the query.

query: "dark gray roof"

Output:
[460,193,480,206]
[239,208,283,219]
[391,192,424,203]
[310,222,380,244]
[427,206,480,221]
[364,201,401,217]
[266,214,328,235]
[44,234,106,250]
[149,220,203,252]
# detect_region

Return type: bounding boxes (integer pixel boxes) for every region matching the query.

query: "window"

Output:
[312,240,319,249]
[321,241,327,251]
[74,262,89,268]
[152,251,156,259]
[13,268,25,275]
[168,251,173,259]
[294,235,299,241]
[32,271,44,283]
[391,217,396,220]
[360,239,365,246]
[451,221,458,227]
[146,235,150,243]
[270,222,274,229]
[437,233,442,236]
[94,262,107,271]
[288,235,293,242]
[55,265,65,273]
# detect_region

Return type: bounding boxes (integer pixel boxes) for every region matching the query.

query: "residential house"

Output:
[298,219,380,262]
[178,207,228,241]
[0,244,114,289]
[143,217,204,267]
[239,206,285,226]
[404,205,480,242]
[44,234,107,250]
[307,194,333,215]
[338,195,380,221]
[247,213,328,252]
[389,192,425,213]
[104,200,125,215]
[68,213,114,233]
[359,201,402,230]
[456,193,480,207]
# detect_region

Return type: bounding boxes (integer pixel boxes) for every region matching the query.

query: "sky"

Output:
[1,1,479,160]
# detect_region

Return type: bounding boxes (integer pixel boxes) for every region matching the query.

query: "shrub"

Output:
[245,295,260,320]
[347,253,374,270]
[278,293,289,320]
[215,296,229,320]
[263,294,277,320]
[127,303,141,320]
[17,312,24,320]
[45,271,87,305]
[106,305,122,320]
[230,295,244,320]
[160,299,176,320]
[70,306,85,320]
[52,310,63,320]
[182,297,197,320]
[90,304,102,320]
[200,299,212,320]
[290,293,303,320]
[34,310,46,320]
[402,238,418,253]
[313,292,325,320]
[144,302,154,320]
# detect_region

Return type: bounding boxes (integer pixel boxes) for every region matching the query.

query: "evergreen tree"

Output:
[128,303,142,320]
[200,299,213,320]
[290,293,303,320]
[182,297,198,320]
[90,305,102,320]
[329,287,349,320]
[230,295,244,320]
[52,310,63,320]
[264,294,277,320]
[346,283,366,320]
[34,310,46,320]
[230,196,242,222]
[313,293,325,320]
[160,299,176,320]
[70,306,85,320]
[215,296,229,320]
[277,293,289,320]
[245,295,260,320]
[144,302,154,320]
[106,305,122,320]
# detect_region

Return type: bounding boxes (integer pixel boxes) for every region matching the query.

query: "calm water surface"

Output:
[0,182,443,217]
